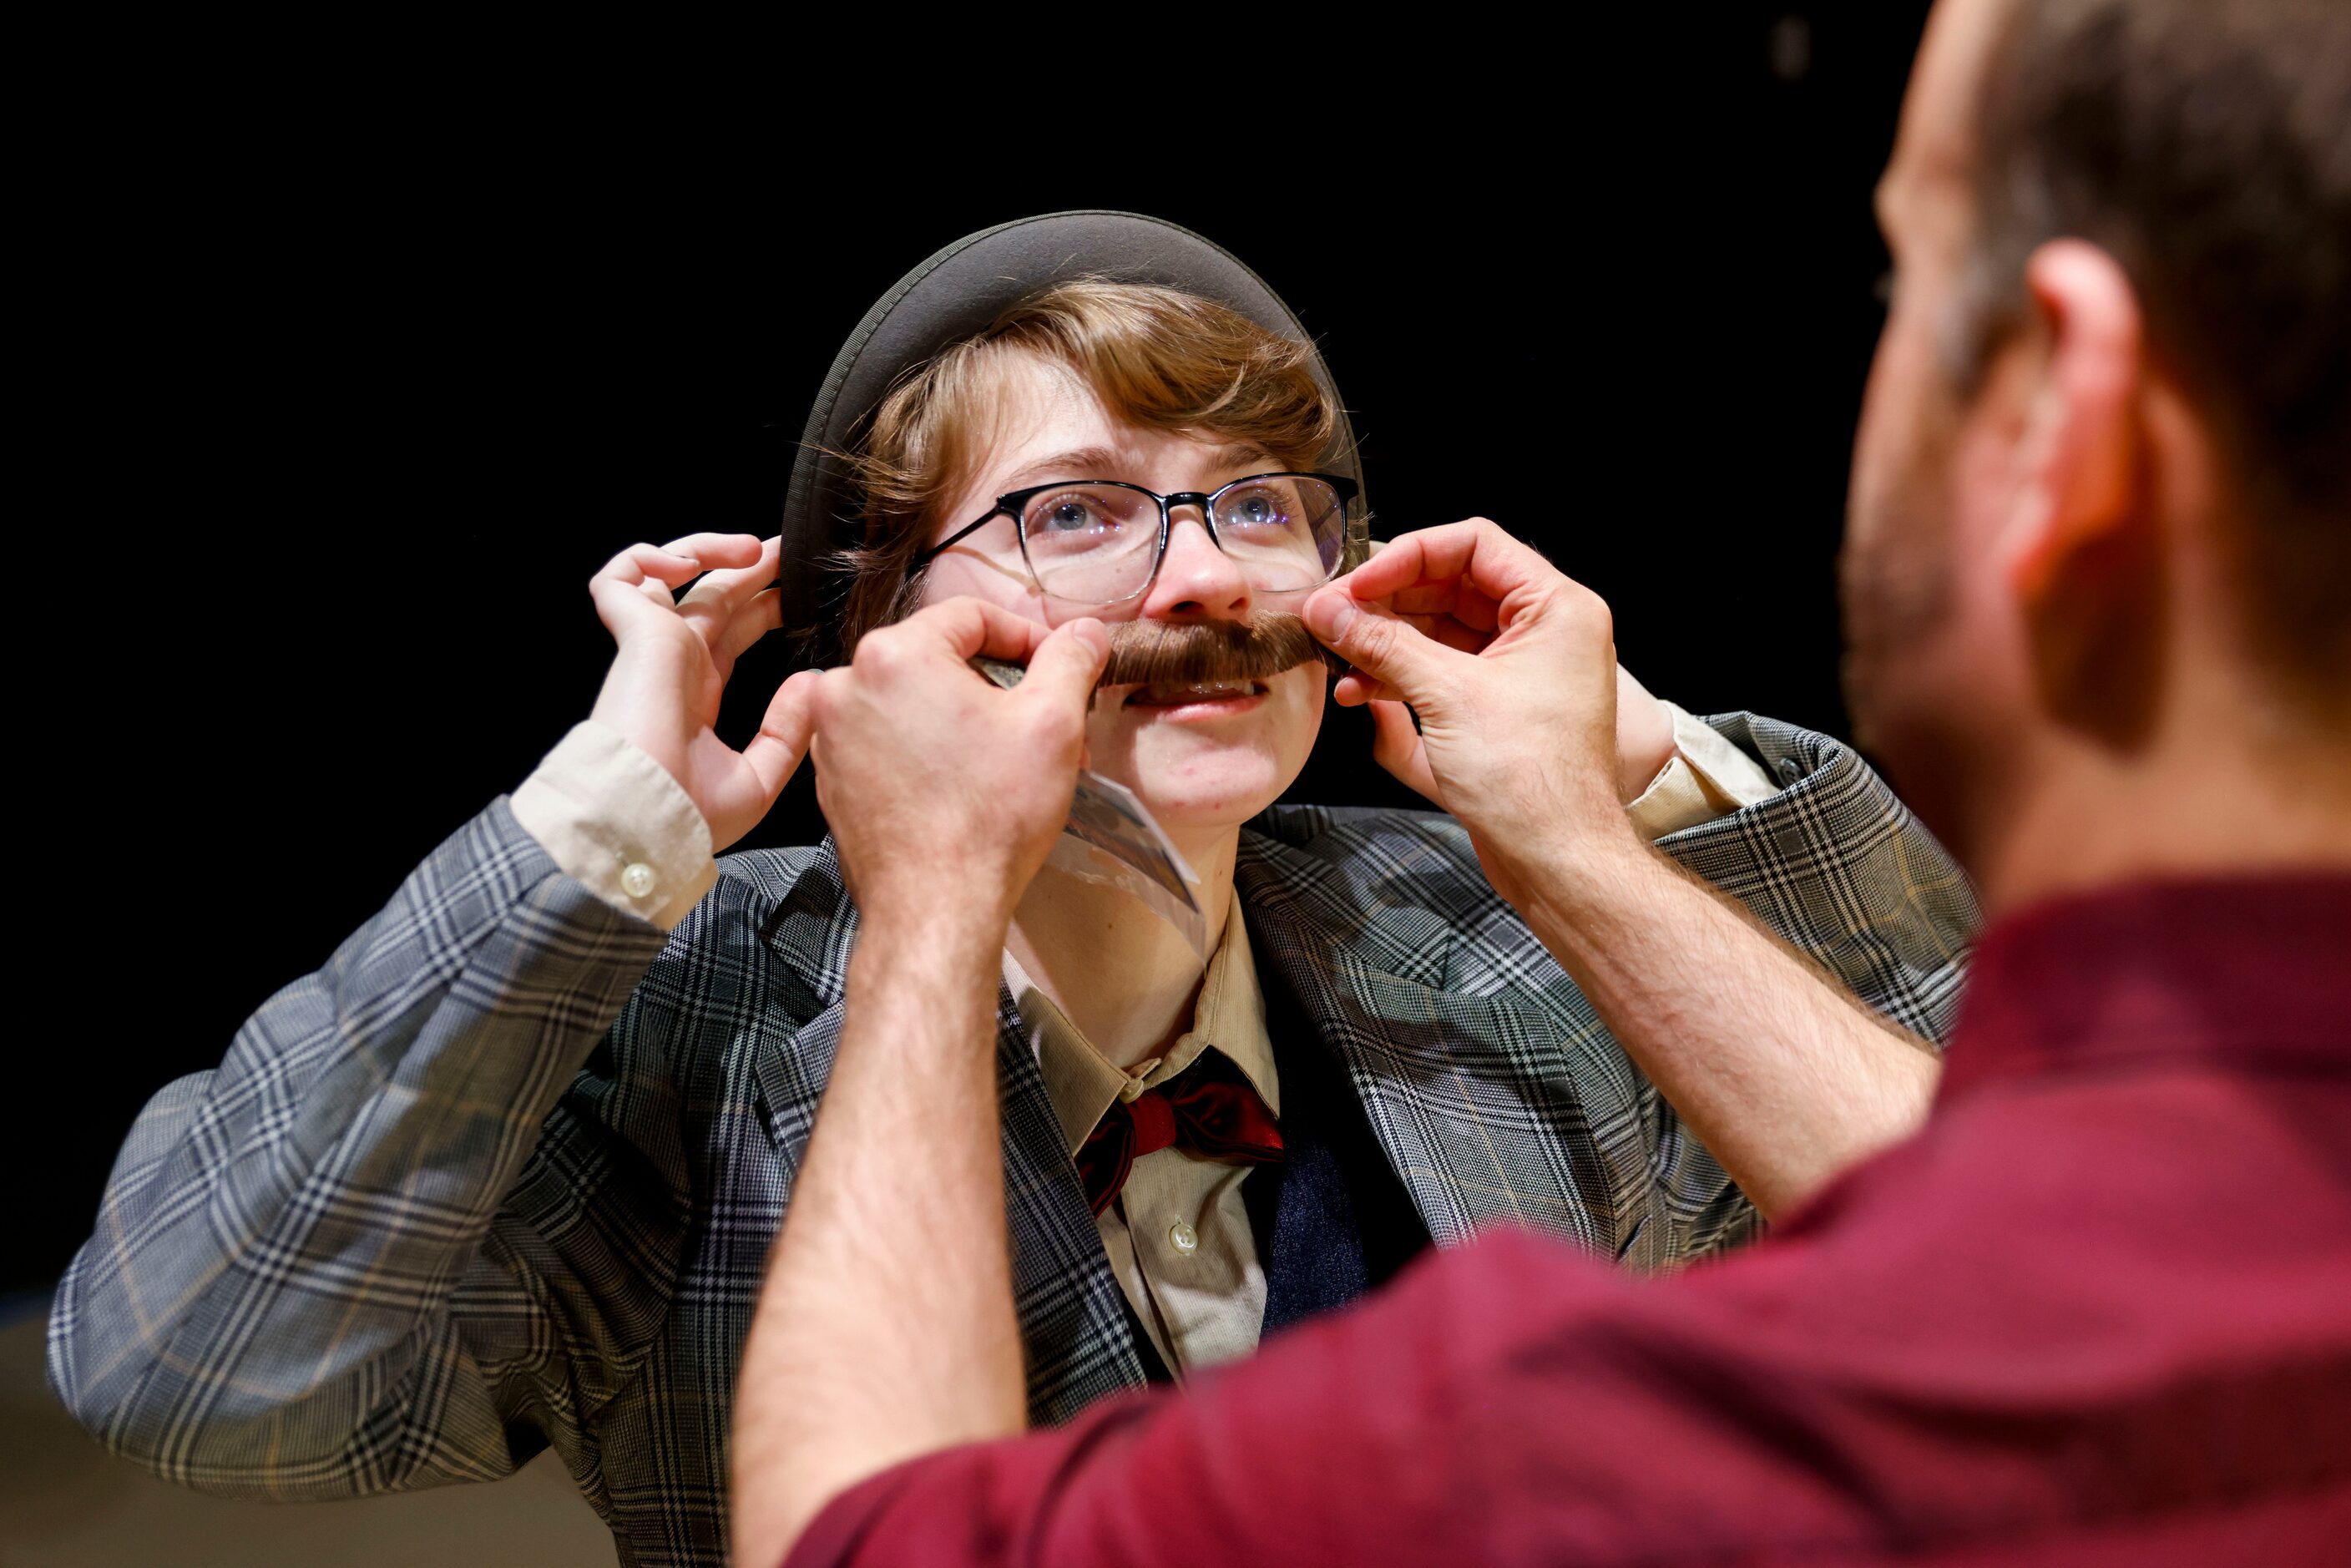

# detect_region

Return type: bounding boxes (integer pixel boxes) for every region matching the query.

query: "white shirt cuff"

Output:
[1625,702,1783,842]
[509,721,718,930]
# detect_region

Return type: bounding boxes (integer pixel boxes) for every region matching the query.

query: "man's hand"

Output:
[586,532,822,852]
[807,599,1110,930]
[731,597,1103,1568]
[1308,518,1940,1220]
[1302,519,1676,904]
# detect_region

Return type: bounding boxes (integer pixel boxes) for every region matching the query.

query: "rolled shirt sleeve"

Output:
[1625,701,1782,842]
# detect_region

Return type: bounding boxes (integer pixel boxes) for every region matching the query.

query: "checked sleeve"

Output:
[1630,712,1978,1265]
[46,798,683,1499]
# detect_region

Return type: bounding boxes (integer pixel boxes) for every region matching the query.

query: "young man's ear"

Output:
[2001,239,2146,604]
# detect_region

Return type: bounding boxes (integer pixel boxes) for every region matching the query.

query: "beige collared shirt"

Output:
[1004,893,1281,1376]
[511,704,1779,1374]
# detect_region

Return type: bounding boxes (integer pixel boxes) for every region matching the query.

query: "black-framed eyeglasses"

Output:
[907,471,1363,607]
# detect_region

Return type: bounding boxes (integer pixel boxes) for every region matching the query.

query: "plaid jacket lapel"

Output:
[1238,827,1651,1256]
[1233,712,1978,1273]
[749,841,1145,1424]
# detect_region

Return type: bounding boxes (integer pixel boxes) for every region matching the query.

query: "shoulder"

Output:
[1677,711,1928,856]
[626,842,849,1029]
[1241,804,1520,969]
[712,841,832,913]
[1247,800,1469,855]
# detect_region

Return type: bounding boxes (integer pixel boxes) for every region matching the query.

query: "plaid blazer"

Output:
[49,714,1974,1568]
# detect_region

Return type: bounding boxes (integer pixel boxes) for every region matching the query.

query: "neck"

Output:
[1006,822,1239,1071]
[1974,725,2351,918]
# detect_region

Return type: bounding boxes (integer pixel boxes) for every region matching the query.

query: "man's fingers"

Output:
[1368,700,1442,806]
[885,596,1053,667]
[1391,579,1504,632]
[1302,590,1454,705]
[1014,619,1110,721]
[1402,612,1494,656]
[742,669,822,805]
[1339,518,1564,609]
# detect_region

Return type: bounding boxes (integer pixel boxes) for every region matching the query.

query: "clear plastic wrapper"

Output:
[973,655,1210,962]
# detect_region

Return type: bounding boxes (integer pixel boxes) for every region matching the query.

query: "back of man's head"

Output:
[1844,0,2350,901]
[1965,0,2350,722]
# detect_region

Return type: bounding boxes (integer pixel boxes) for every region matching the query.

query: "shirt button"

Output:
[1168,1222,1199,1254]
[619,862,658,899]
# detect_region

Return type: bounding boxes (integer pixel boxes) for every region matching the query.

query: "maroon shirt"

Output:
[786,875,2351,1565]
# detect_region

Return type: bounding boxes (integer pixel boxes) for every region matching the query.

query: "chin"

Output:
[1090,665,1323,839]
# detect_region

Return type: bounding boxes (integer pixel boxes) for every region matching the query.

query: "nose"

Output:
[1138,508,1252,623]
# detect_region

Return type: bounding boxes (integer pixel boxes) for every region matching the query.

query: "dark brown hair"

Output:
[1964,0,2350,721]
[831,280,1342,654]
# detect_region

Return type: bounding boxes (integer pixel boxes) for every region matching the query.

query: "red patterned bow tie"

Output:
[1075,1050,1284,1217]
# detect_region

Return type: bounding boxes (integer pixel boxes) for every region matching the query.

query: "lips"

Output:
[1123,678,1268,709]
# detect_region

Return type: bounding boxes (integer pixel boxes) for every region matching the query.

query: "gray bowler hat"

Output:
[777,210,1367,666]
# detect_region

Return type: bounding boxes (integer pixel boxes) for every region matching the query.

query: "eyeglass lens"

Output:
[1017,477,1347,604]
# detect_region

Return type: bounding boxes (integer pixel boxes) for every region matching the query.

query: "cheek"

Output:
[1853,308,1941,535]
[919,555,1048,618]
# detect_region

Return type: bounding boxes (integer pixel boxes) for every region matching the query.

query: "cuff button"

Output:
[620,862,658,899]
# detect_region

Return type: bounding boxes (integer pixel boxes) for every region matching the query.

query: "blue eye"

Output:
[1222,488,1291,529]
[1024,489,1136,555]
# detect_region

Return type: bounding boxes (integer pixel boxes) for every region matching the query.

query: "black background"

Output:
[20,6,1928,1296]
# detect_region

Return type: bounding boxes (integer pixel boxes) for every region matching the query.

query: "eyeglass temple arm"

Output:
[906,507,1010,575]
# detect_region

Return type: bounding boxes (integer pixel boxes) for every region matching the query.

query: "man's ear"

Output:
[2005,240,2167,748]
[2003,239,2146,604]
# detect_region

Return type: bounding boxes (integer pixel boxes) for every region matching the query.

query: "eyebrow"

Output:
[991,441,1287,498]
[997,446,1125,492]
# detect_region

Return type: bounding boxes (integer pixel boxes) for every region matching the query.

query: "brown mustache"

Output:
[1099,614,1322,688]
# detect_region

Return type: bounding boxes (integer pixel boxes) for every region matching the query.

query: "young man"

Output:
[49,217,1971,1567]
[729,3,2351,1564]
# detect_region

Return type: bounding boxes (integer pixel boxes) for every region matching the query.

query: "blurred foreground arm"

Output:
[730,603,1109,1568]
[1304,520,1949,1220]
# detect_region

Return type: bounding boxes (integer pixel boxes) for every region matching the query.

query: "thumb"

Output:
[1304,586,1449,706]
[741,668,822,806]
[1368,700,1443,807]
[1016,618,1110,721]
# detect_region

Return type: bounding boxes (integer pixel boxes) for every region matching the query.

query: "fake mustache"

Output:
[1098,614,1322,688]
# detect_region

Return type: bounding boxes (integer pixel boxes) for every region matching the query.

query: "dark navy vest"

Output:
[1122,963,1433,1383]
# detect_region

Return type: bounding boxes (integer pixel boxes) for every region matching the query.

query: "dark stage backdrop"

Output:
[23,6,1929,1294]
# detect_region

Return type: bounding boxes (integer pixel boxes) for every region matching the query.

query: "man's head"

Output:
[1845,0,2351,888]
[835,280,1349,845]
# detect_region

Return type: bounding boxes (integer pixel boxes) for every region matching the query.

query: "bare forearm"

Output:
[1521,834,1940,1220]
[730,912,1026,1568]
